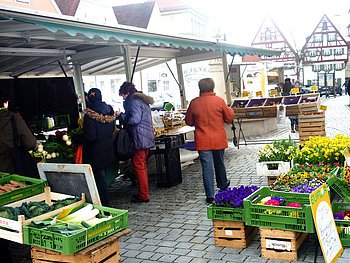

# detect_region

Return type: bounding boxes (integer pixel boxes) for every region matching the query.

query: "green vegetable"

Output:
[0,207,18,220]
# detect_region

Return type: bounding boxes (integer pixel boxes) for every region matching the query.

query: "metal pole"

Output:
[131,46,140,83]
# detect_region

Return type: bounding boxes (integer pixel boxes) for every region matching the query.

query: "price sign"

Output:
[291,87,299,94]
[242,91,249,97]
[320,105,327,111]
[256,91,263,97]
[311,86,319,92]
[310,184,343,263]
[269,90,277,96]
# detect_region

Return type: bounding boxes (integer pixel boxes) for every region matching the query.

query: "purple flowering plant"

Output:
[213,185,259,208]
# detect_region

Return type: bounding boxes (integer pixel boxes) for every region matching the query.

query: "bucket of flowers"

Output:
[257,139,297,184]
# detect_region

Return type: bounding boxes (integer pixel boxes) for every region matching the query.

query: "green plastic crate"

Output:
[23,204,128,254]
[326,176,350,201]
[243,187,315,233]
[0,174,46,205]
[207,205,244,222]
[332,202,350,247]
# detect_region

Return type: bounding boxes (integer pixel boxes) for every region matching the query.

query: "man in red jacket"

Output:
[185,78,235,204]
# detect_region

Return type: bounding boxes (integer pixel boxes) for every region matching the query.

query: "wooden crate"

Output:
[213,220,258,248]
[299,111,326,145]
[233,108,247,119]
[31,229,131,263]
[267,175,278,185]
[154,127,166,137]
[0,187,85,243]
[299,94,320,113]
[260,228,308,262]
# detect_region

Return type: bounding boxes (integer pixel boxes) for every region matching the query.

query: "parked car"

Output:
[300,85,312,94]
[318,86,342,97]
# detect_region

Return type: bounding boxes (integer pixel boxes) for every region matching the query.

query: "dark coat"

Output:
[83,101,115,170]
[0,109,37,173]
[119,92,154,150]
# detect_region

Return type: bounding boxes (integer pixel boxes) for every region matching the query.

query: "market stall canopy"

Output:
[0,8,281,78]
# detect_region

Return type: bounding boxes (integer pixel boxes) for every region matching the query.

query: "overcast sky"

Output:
[183,0,350,49]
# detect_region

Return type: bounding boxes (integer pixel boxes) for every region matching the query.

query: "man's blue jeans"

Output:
[198,150,230,199]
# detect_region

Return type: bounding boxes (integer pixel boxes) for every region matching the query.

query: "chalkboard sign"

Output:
[37,163,101,205]
[310,184,343,263]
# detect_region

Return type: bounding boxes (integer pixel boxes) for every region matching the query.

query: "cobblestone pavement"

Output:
[108,95,350,263]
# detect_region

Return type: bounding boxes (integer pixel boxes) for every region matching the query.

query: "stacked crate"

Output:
[298,111,326,145]
[298,93,320,114]
[260,228,308,261]
[243,187,313,261]
[207,205,258,249]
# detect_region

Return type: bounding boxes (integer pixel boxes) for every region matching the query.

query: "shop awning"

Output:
[0,8,281,77]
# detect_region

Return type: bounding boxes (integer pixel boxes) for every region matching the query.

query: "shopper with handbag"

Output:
[115,81,154,203]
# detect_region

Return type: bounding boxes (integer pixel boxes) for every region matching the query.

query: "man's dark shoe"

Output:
[206,197,214,204]
[220,181,230,190]
[131,195,149,203]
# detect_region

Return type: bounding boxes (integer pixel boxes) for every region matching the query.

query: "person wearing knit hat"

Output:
[83,88,115,206]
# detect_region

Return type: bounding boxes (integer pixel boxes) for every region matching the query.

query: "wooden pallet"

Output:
[260,228,308,262]
[213,220,258,248]
[31,229,131,263]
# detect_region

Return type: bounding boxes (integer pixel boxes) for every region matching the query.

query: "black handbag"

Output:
[10,116,40,178]
[114,127,135,161]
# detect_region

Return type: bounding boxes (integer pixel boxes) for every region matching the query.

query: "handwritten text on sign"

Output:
[310,184,343,263]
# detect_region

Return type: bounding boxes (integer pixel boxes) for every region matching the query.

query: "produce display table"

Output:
[31,228,131,263]
[231,94,321,148]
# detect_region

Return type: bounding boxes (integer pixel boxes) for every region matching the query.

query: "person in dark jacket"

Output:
[282,78,292,96]
[0,90,37,263]
[83,88,115,206]
[115,82,154,203]
[0,90,37,174]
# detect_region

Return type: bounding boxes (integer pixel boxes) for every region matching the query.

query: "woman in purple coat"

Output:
[116,82,154,203]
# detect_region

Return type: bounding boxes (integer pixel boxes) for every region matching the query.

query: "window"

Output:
[110,79,116,93]
[324,64,332,71]
[312,65,321,72]
[334,48,344,55]
[323,49,332,56]
[309,50,318,57]
[328,33,336,42]
[313,35,322,43]
[148,80,157,92]
[163,81,169,91]
[335,63,344,70]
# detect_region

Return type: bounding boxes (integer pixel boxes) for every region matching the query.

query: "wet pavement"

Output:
[109,94,350,263]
